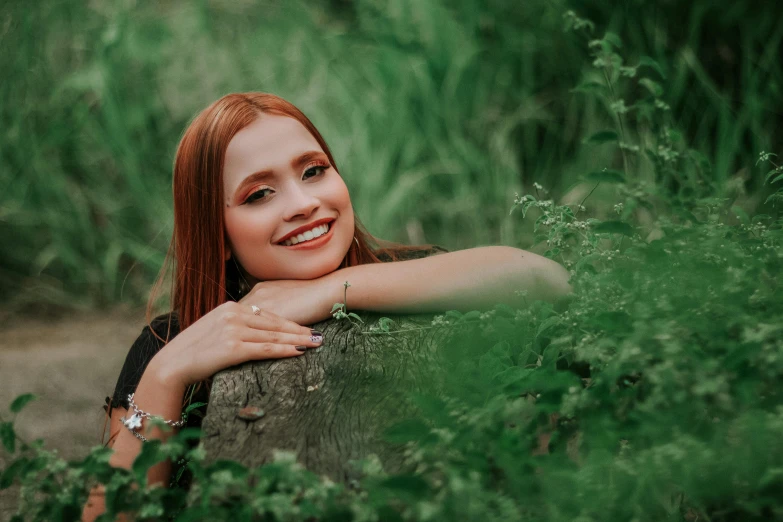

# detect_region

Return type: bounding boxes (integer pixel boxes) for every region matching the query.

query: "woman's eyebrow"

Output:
[234,150,328,199]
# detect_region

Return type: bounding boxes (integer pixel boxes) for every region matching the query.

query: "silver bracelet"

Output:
[120,393,187,441]
[127,393,187,428]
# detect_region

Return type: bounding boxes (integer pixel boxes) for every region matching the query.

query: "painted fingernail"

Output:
[310,330,323,343]
[296,346,307,352]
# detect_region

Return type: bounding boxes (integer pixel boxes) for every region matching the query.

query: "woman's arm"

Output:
[326,246,572,314]
[81,370,185,522]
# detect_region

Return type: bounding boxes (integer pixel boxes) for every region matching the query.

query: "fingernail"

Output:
[310,330,323,343]
[310,330,323,337]
[296,346,307,352]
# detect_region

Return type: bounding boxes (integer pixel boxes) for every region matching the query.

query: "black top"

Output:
[105,245,449,485]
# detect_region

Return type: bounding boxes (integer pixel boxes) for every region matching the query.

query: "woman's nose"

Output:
[283,182,320,221]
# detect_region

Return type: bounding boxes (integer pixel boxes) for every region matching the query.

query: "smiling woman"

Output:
[82,92,571,521]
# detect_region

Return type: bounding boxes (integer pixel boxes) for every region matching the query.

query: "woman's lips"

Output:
[278,222,334,250]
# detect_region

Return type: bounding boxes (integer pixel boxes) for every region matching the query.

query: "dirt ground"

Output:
[0,308,145,520]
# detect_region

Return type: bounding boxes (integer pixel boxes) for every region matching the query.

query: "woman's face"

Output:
[223,114,354,282]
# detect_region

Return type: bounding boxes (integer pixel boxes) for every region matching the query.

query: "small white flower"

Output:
[122,413,143,430]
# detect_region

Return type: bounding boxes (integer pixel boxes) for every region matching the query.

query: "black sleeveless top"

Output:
[104,246,448,486]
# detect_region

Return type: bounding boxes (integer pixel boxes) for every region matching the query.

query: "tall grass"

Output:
[0,0,780,311]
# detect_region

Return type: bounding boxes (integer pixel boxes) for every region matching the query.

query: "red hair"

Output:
[148,92,433,332]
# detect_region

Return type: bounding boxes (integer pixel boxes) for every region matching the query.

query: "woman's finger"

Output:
[239,328,322,347]
[243,306,315,335]
[239,341,312,360]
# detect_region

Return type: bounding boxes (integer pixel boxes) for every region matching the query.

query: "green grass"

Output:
[0,0,780,310]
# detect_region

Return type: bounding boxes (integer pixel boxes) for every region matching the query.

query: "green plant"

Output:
[330,281,364,326]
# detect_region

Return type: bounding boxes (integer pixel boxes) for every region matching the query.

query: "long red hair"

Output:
[149,92,433,332]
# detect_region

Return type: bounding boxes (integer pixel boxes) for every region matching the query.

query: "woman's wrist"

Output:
[322,267,354,312]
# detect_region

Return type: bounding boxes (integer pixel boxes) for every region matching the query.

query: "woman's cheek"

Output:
[225,208,275,258]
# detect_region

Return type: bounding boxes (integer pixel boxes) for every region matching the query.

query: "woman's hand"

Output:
[149,301,323,389]
[241,276,339,326]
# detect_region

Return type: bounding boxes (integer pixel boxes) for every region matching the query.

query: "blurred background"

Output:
[0,0,781,504]
[1,0,781,313]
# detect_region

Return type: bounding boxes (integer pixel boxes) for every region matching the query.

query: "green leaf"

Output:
[495,366,534,387]
[638,56,666,78]
[536,316,564,339]
[383,419,430,444]
[132,440,165,486]
[593,220,634,236]
[764,193,783,206]
[378,317,394,332]
[603,32,622,48]
[445,310,463,319]
[462,310,482,321]
[585,170,626,184]
[174,464,186,484]
[0,457,28,489]
[765,170,783,184]
[575,253,599,274]
[480,343,512,381]
[381,474,430,498]
[184,401,208,414]
[347,312,364,323]
[0,422,15,453]
[9,393,37,414]
[570,80,605,95]
[541,345,561,368]
[639,78,663,97]
[585,130,618,144]
[330,303,344,313]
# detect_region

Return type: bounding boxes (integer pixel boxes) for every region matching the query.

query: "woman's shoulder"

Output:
[147,311,181,340]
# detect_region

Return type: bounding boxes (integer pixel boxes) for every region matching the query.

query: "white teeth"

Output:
[281,223,330,246]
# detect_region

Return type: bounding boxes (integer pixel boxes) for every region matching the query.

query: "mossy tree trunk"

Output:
[199,313,448,483]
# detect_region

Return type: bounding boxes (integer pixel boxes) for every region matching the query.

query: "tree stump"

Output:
[199,313,450,482]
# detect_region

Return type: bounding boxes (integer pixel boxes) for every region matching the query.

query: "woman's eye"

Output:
[303,164,329,180]
[245,188,273,204]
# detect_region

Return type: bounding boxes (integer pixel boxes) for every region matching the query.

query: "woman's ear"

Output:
[224,247,232,262]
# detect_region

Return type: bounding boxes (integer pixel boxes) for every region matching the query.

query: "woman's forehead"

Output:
[223,115,323,185]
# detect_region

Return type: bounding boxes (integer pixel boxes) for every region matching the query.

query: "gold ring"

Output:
[251,305,261,315]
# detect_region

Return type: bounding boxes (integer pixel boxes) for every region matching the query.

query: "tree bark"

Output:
[200,312,448,483]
